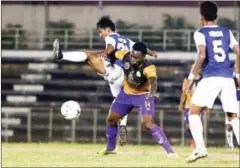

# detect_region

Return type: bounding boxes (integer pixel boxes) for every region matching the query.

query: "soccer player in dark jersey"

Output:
[84,42,178,157]
[185,1,239,162]
[52,16,157,146]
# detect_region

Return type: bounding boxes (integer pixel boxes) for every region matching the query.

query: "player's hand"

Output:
[99,53,107,61]
[235,77,240,88]
[205,107,211,117]
[184,79,193,93]
[147,91,158,99]
[178,104,184,112]
[150,50,158,58]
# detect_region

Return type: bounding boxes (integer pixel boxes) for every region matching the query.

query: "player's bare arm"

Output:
[186,46,206,92]
[178,78,187,112]
[148,77,157,98]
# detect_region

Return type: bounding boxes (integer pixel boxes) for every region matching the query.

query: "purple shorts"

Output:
[184,108,204,125]
[237,89,240,101]
[111,90,155,116]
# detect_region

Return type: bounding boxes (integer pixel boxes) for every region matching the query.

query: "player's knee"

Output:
[106,111,121,126]
[142,120,155,131]
[226,124,233,131]
[106,117,118,126]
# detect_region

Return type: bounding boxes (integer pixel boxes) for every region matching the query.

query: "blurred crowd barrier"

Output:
[1,51,232,146]
[2,28,239,51]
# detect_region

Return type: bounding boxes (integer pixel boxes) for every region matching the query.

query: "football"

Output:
[61,100,81,120]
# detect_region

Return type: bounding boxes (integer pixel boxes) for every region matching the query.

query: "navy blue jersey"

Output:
[196,26,233,78]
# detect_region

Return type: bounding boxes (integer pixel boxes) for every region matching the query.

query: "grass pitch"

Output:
[2,143,239,167]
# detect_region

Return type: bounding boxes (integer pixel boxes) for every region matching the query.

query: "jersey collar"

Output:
[203,25,218,28]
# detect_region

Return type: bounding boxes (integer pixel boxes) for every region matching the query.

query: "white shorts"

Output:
[225,101,240,124]
[104,60,124,97]
[191,77,238,113]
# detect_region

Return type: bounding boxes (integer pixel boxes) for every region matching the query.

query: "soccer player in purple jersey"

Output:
[178,71,208,149]
[52,16,157,146]
[185,1,239,162]
[84,42,178,157]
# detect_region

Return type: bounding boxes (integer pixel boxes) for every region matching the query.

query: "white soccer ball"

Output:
[61,100,81,120]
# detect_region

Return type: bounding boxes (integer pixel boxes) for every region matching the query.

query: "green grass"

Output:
[2,143,239,167]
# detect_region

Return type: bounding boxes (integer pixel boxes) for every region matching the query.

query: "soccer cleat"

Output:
[167,153,180,158]
[96,148,117,156]
[185,149,208,163]
[228,144,234,151]
[52,39,63,60]
[118,125,128,146]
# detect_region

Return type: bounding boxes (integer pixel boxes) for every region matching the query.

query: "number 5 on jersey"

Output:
[213,40,226,62]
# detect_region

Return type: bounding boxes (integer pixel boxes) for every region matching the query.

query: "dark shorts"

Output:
[111,90,155,116]
[184,108,204,125]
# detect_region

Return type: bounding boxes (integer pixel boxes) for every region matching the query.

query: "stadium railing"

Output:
[2,28,239,51]
[1,55,229,146]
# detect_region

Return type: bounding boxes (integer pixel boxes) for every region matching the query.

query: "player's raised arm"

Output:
[188,31,206,80]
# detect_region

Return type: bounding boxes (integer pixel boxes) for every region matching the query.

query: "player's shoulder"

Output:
[115,50,130,59]
[143,60,155,69]
[106,33,120,41]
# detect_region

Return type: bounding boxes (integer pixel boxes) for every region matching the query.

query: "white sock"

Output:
[189,114,206,151]
[62,52,87,62]
[230,117,240,145]
[226,129,234,147]
[120,115,128,126]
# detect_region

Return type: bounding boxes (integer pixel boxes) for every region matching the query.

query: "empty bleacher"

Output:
[1,55,229,146]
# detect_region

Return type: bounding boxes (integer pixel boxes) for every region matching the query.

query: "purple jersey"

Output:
[196,26,233,78]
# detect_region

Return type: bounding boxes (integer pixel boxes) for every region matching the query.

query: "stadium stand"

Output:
[1,56,227,146]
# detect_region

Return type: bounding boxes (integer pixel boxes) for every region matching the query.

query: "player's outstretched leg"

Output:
[97,111,121,156]
[119,115,128,146]
[52,39,105,74]
[52,39,87,62]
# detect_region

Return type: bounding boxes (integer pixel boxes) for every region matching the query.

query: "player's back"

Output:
[107,33,134,51]
[196,26,233,78]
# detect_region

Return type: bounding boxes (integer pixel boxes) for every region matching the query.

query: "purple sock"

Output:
[106,125,118,150]
[150,125,174,154]
[186,129,193,139]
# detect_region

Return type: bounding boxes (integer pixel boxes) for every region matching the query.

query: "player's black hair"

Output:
[132,42,147,55]
[200,1,218,21]
[96,15,115,31]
